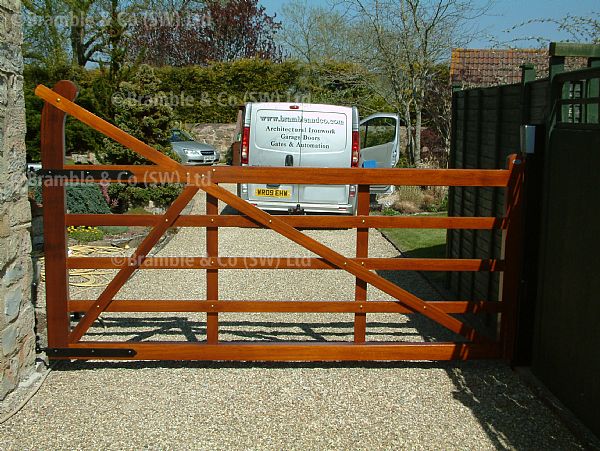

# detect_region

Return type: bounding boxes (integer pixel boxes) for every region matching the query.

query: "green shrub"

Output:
[31,183,111,214]
[65,184,112,214]
[25,59,390,163]
[97,65,177,165]
[107,183,184,211]
[381,207,401,216]
[157,59,304,124]
[67,226,104,242]
[24,64,113,162]
[438,194,448,212]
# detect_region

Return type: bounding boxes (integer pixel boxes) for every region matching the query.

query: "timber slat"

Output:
[63,341,502,361]
[55,164,511,186]
[354,184,369,342]
[67,256,504,272]
[65,214,507,229]
[68,300,502,314]
[206,192,219,344]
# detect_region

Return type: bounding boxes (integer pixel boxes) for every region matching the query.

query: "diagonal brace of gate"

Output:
[37,83,483,344]
[69,186,199,342]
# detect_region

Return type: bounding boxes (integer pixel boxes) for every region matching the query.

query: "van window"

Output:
[360,117,396,148]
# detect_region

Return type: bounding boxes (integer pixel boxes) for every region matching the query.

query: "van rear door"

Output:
[359,113,400,194]
[297,105,353,206]
[247,103,302,204]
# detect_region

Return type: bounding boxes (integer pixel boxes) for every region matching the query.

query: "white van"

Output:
[238,102,360,214]
[237,103,401,214]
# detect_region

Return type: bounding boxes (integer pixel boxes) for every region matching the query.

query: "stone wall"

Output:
[189,123,237,162]
[0,0,36,400]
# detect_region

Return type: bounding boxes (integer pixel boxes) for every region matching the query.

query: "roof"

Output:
[450,48,549,87]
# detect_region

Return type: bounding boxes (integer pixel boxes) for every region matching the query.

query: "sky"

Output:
[260,0,599,49]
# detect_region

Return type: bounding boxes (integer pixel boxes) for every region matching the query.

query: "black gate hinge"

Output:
[43,347,137,358]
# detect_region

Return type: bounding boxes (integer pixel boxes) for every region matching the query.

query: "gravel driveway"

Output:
[0,184,587,449]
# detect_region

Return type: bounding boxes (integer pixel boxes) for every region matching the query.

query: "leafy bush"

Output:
[107,183,184,212]
[157,59,304,124]
[24,64,113,162]
[391,200,419,214]
[381,207,401,216]
[97,65,178,165]
[65,184,112,214]
[31,183,111,214]
[389,186,448,214]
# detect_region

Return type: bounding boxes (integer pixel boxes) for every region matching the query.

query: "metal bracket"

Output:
[36,169,134,181]
[44,347,137,358]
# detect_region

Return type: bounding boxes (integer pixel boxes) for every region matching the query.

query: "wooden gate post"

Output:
[499,154,525,362]
[41,81,78,348]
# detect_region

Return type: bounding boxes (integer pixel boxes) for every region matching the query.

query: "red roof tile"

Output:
[450,48,548,87]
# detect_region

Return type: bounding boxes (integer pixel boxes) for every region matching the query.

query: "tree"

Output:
[299,61,387,115]
[422,64,452,167]
[333,0,487,165]
[499,13,600,47]
[23,0,108,67]
[279,0,356,63]
[23,0,152,69]
[22,0,71,68]
[128,0,282,66]
[97,64,177,164]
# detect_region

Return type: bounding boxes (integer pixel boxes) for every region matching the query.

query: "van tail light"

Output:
[241,126,250,165]
[351,130,360,167]
[349,185,356,198]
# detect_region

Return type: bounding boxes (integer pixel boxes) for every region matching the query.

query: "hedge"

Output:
[24,59,387,162]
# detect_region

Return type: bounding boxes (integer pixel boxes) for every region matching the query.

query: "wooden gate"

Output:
[37,81,524,361]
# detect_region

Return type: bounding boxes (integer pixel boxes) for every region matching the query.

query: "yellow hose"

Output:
[39,245,129,297]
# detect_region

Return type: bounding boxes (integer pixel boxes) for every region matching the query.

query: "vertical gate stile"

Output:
[206,191,219,344]
[499,154,525,362]
[41,81,78,348]
[354,184,370,343]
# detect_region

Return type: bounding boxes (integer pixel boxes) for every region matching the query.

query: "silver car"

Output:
[170,129,219,165]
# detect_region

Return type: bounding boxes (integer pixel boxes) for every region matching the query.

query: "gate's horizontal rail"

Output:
[66,214,507,230]
[69,299,502,314]
[55,164,512,187]
[67,256,504,272]
[59,341,502,361]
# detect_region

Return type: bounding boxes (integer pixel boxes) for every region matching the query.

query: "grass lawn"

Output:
[379,212,448,258]
[379,212,448,287]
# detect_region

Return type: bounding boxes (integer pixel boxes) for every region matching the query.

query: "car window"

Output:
[360,117,397,148]
[170,129,194,142]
